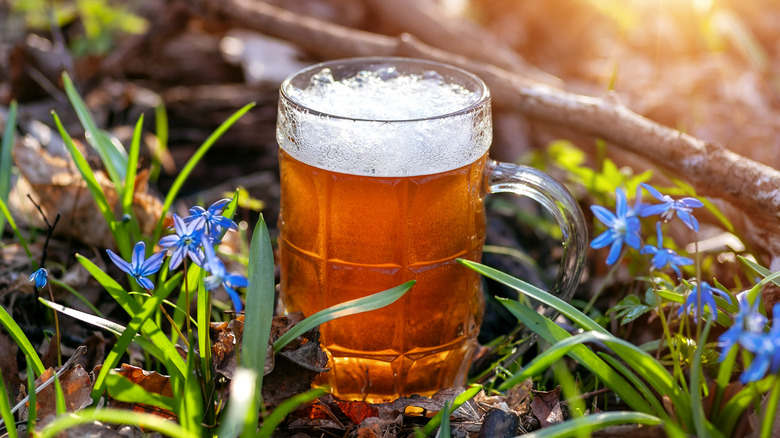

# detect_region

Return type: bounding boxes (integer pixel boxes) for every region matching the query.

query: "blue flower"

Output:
[184,198,238,237]
[590,188,642,265]
[679,281,731,321]
[640,222,693,277]
[30,267,48,289]
[639,184,704,231]
[159,214,205,270]
[202,236,247,313]
[736,303,780,383]
[106,241,166,290]
[719,293,767,361]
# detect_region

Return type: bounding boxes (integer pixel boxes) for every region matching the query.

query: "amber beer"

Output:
[277,58,587,401]
[279,149,488,399]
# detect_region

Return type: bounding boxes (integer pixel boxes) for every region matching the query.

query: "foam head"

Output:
[277,57,492,176]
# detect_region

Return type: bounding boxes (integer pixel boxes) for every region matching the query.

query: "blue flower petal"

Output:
[606,239,624,265]
[615,189,628,218]
[641,183,667,202]
[107,249,134,275]
[677,210,699,232]
[680,197,704,208]
[136,276,155,291]
[624,232,641,250]
[140,250,166,276]
[638,203,670,217]
[131,242,147,271]
[224,285,243,313]
[590,230,615,249]
[591,205,617,227]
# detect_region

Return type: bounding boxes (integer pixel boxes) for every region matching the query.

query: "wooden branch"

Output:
[205,0,780,264]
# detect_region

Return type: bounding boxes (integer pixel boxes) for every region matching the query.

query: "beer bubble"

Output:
[279,62,492,177]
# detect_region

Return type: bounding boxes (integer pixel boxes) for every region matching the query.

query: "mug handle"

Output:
[485,160,588,315]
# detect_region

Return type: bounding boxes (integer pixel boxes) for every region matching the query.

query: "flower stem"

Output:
[46,282,62,367]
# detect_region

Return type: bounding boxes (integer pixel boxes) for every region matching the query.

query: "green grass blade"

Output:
[217,368,257,438]
[38,407,199,438]
[717,376,774,435]
[0,197,35,266]
[421,385,481,436]
[739,255,780,288]
[153,102,255,244]
[181,337,203,435]
[39,297,125,335]
[26,361,36,433]
[198,274,212,385]
[257,388,327,438]
[54,375,66,415]
[690,319,717,438]
[518,411,661,438]
[760,377,780,438]
[597,353,667,419]
[273,280,416,352]
[122,114,142,215]
[62,72,127,189]
[0,99,17,233]
[0,305,44,376]
[53,111,131,256]
[103,373,177,412]
[149,102,168,183]
[85,272,180,401]
[459,260,607,334]
[499,299,655,415]
[242,215,275,432]
[438,401,451,438]
[77,254,186,378]
[0,370,17,438]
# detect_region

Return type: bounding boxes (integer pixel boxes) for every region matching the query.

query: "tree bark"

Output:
[205,0,780,266]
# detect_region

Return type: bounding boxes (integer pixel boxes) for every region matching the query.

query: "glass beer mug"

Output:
[276,57,587,401]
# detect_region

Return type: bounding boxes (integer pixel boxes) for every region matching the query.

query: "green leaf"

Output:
[37,295,165,360]
[273,280,416,352]
[104,373,177,412]
[153,102,255,245]
[38,407,199,438]
[53,111,131,256]
[438,401,451,438]
[739,256,780,287]
[0,197,35,266]
[77,254,186,379]
[0,99,17,233]
[717,376,775,435]
[181,335,203,435]
[608,294,652,325]
[499,299,655,416]
[257,388,327,438]
[26,361,36,432]
[62,72,127,189]
[0,369,17,438]
[217,368,257,438]
[54,375,66,415]
[84,272,180,401]
[0,304,44,376]
[120,114,143,241]
[242,215,275,435]
[459,260,608,334]
[517,411,661,438]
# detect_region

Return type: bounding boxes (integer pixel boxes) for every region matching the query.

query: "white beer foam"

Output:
[278,66,492,177]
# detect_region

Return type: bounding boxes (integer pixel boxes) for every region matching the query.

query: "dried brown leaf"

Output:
[9,138,163,249]
[530,387,563,428]
[33,365,93,421]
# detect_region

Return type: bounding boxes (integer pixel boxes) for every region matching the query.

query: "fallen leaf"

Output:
[0,332,22,400]
[335,399,379,425]
[9,137,163,250]
[355,414,403,438]
[102,364,177,421]
[33,365,93,421]
[530,386,563,428]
